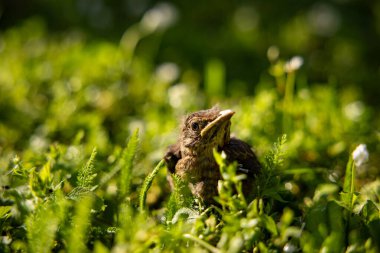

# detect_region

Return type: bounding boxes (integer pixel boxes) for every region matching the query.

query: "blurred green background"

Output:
[0,0,379,175]
[2,0,380,102]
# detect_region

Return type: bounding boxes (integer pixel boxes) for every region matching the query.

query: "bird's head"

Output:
[180,107,234,155]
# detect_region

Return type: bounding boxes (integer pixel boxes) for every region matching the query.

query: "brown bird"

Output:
[164,107,261,203]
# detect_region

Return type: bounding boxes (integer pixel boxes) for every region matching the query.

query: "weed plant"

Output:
[0,19,379,252]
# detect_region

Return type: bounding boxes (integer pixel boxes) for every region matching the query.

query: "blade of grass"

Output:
[276,167,327,175]
[183,233,223,253]
[139,159,166,213]
[342,156,355,210]
[67,195,93,253]
[205,58,225,97]
[343,156,354,195]
[119,129,139,200]
[26,203,59,253]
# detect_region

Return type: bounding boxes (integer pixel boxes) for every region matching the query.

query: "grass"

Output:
[0,19,379,252]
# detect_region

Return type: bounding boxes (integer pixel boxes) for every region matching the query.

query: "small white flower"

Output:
[140,3,178,32]
[352,144,369,167]
[106,183,118,196]
[1,235,12,245]
[66,145,80,161]
[156,62,179,83]
[283,242,298,253]
[284,56,304,73]
[25,199,36,212]
[168,83,191,108]
[267,45,280,62]
[285,182,293,191]
[344,101,365,121]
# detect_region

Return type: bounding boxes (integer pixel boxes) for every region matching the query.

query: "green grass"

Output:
[0,19,379,253]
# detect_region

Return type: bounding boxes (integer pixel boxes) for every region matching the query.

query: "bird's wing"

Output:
[164,142,181,173]
[222,137,261,176]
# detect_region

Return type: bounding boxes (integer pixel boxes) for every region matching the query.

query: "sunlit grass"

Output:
[0,19,379,252]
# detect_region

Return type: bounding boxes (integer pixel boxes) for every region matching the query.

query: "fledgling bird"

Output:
[164,107,261,203]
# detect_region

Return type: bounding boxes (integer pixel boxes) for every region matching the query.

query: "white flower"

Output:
[25,199,37,212]
[1,235,12,245]
[156,62,179,83]
[352,144,369,167]
[140,3,178,33]
[106,183,118,196]
[267,45,280,62]
[284,56,304,73]
[168,83,191,108]
[344,101,365,121]
[283,242,298,253]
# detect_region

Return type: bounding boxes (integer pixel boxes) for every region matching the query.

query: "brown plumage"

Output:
[164,107,261,203]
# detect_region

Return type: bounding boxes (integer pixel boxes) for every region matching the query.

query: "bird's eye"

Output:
[191,122,199,131]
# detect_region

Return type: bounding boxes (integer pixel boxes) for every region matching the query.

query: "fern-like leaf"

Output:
[265,134,287,171]
[68,148,97,200]
[119,129,139,200]
[77,147,97,188]
[67,195,93,253]
[139,159,166,213]
[257,134,288,199]
[166,173,194,221]
[26,202,59,253]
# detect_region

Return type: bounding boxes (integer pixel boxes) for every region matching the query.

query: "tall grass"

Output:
[0,20,379,253]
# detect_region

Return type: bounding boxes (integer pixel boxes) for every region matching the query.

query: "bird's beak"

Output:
[200,109,235,137]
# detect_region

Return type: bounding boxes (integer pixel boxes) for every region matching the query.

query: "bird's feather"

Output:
[164,143,181,173]
[221,137,261,176]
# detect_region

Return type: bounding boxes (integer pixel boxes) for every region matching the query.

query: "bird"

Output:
[164,107,261,203]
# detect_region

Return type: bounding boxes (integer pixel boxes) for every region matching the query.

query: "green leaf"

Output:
[166,174,194,221]
[280,208,294,229]
[341,156,356,211]
[26,203,59,253]
[277,167,327,175]
[261,188,287,202]
[265,134,287,170]
[0,206,12,219]
[321,232,343,253]
[139,159,166,212]
[94,241,109,253]
[367,220,380,250]
[361,200,380,224]
[183,233,222,253]
[119,129,139,199]
[39,159,52,184]
[67,195,93,253]
[337,192,358,211]
[213,148,225,168]
[343,156,355,194]
[313,184,339,202]
[304,203,329,246]
[327,201,344,239]
[171,207,199,224]
[78,147,97,188]
[261,214,278,236]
